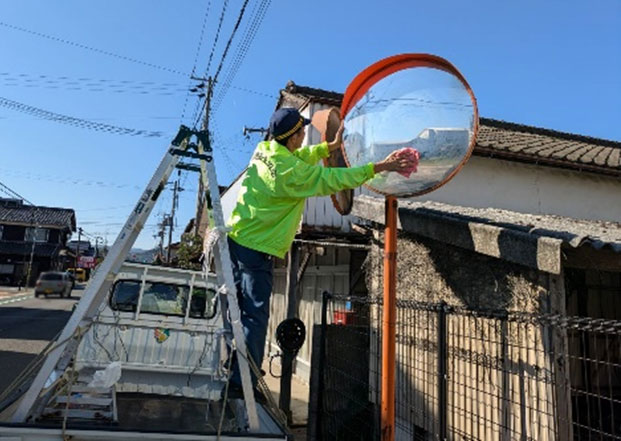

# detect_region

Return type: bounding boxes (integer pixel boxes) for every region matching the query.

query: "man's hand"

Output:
[327,121,344,153]
[374,150,419,174]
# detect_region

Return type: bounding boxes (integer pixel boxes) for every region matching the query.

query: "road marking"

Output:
[0,338,49,354]
[0,294,33,306]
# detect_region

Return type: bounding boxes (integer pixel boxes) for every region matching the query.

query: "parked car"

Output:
[35,271,73,298]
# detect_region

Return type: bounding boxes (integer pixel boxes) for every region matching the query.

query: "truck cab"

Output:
[75,262,226,400]
[49,262,289,438]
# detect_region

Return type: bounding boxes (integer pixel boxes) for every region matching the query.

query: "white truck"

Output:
[0,262,290,440]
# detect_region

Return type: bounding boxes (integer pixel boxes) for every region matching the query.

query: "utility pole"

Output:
[194,77,214,237]
[74,227,82,271]
[166,180,182,264]
[95,236,103,259]
[25,211,37,287]
[156,216,166,262]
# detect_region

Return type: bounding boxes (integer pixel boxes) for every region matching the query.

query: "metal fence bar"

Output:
[438,302,448,441]
[313,294,621,441]
[316,290,330,439]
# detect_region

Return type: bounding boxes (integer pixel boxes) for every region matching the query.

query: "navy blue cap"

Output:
[269,108,310,141]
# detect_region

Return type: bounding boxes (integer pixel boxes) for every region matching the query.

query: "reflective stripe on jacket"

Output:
[227,140,375,258]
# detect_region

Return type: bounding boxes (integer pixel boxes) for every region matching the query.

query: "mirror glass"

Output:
[343,66,476,197]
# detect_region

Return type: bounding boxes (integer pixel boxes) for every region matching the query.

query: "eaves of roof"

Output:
[352,195,621,275]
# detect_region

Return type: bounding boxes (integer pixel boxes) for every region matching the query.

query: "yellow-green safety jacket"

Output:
[227,140,375,258]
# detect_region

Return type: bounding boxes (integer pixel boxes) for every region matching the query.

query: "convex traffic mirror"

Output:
[341,53,479,198]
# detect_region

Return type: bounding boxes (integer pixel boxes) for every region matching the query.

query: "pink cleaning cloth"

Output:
[395,147,420,178]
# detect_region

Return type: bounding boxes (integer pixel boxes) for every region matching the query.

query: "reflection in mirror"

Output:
[343,67,476,197]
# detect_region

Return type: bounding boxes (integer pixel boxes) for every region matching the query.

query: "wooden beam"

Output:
[549,271,573,441]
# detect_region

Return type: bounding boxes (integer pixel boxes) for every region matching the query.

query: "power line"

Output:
[0,70,276,101]
[75,204,136,212]
[0,180,35,205]
[205,0,230,78]
[180,0,213,122]
[188,0,231,125]
[212,0,271,113]
[228,83,277,99]
[0,76,187,96]
[193,0,251,128]
[212,126,237,178]
[0,96,165,138]
[212,0,271,111]
[0,168,143,191]
[190,1,214,78]
[75,228,97,241]
[212,0,251,85]
[0,72,183,88]
[0,20,189,76]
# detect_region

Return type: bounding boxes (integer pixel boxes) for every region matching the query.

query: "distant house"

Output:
[0,198,76,286]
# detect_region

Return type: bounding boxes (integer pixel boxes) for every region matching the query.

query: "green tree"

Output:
[176,233,202,270]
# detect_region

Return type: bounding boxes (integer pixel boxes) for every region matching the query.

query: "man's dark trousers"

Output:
[227,236,274,388]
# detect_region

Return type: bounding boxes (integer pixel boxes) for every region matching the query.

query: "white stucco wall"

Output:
[415,156,621,223]
[221,176,243,224]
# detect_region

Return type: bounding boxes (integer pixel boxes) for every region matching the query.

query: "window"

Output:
[110,280,141,312]
[25,227,49,243]
[188,287,217,319]
[110,280,217,318]
[0,263,14,275]
[140,282,187,316]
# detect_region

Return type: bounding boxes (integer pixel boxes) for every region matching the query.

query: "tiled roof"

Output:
[0,200,76,230]
[476,119,621,177]
[281,81,621,177]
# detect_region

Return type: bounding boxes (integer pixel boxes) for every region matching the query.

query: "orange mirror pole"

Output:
[381,195,398,441]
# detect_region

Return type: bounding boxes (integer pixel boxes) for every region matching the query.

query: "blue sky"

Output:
[0,0,619,249]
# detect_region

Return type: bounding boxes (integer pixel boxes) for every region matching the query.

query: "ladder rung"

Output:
[55,396,112,406]
[42,408,113,420]
[68,386,112,394]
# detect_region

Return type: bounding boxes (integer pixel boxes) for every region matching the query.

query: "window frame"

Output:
[25,227,49,243]
[109,278,218,320]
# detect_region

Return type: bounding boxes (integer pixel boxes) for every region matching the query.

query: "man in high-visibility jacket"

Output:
[226,107,416,393]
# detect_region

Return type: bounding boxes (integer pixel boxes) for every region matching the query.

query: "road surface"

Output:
[0,286,83,392]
